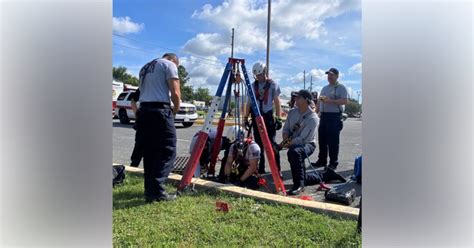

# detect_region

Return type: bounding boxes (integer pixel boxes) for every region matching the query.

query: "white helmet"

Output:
[226,125,244,142]
[252,62,266,76]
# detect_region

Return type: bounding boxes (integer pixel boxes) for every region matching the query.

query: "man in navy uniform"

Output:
[314,68,349,170]
[136,53,181,203]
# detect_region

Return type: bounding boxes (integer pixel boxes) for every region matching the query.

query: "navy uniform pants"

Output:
[251,110,281,173]
[288,142,316,188]
[136,106,176,197]
[318,113,343,168]
[130,109,143,167]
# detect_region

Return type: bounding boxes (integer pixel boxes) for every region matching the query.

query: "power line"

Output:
[113,43,224,68]
[113,34,325,85]
[113,33,223,65]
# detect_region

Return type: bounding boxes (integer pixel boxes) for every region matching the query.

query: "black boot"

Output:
[286,185,305,195]
[145,192,176,203]
[328,162,338,170]
[323,168,346,183]
[312,160,327,168]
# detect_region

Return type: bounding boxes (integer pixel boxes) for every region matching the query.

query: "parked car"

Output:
[114,91,198,127]
[173,102,198,127]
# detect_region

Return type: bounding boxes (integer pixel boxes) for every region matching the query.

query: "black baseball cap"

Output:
[325,68,339,75]
[290,91,299,97]
[297,90,312,103]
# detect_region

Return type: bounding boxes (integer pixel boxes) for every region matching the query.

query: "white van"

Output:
[114,90,198,127]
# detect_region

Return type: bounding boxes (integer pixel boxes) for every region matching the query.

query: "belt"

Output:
[140,102,171,109]
[321,112,342,117]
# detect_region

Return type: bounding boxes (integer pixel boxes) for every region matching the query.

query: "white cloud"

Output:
[345,86,354,99]
[280,86,300,98]
[126,68,139,78]
[113,16,144,34]
[291,68,327,84]
[280,85,323,100]
[349,62,362,74]
[340,79,360,85]
[180,56,225,90]
[182,33,230,56]
[309,69,327,82]
[184,0,360,56]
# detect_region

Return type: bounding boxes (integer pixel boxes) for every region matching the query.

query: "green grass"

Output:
[197,110,206,118]
[113,173,361,247]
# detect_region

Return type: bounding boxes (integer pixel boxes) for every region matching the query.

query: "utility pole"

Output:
[310,75,313,92]
[303,70,306,89]
[266,0,271,77]
[231,28,234,58]
[357,90,361,103]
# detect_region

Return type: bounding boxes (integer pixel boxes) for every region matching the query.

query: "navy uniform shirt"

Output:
[318,82,348,113]
[138,58,179,103]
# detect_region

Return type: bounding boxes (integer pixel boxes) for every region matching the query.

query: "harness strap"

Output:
[254,80,272,110]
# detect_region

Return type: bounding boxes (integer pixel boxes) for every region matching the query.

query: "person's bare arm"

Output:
[240,158,258,181]
[244,101,251,119]
[168,78,181,114]
[224,154,234,176]
[131,100,138,115]
[274,96,281,118]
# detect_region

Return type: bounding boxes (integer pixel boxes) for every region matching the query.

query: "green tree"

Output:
[178,65,194,102]
[345,98,362,117]
[181,85,194,102]
[194,87,213,104]
[113,66,139,86]
[178,65,190,87]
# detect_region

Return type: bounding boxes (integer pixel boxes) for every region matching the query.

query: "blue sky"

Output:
[113,0,362,100]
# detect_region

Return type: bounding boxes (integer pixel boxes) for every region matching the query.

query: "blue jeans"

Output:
[136,106,176,197]
[287,143,316,187]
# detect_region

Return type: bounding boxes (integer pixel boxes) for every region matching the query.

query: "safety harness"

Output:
[253,79,273,112]
[231,141,250,177]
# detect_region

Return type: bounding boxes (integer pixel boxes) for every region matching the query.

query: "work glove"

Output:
[274,117,283,130]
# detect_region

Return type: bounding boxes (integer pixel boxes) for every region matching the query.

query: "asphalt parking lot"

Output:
[113,118,362,206]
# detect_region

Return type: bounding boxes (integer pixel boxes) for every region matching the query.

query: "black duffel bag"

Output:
[305,168,347,186]
[324,182,356,206]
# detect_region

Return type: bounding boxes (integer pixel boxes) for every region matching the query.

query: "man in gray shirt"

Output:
[282,90,319,195]
[136,53,181,203]
[314,68,348,170]
[243,62,283,175]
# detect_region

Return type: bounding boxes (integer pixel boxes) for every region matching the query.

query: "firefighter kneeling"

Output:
[222,127,261,189]
[282,90,319,195]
